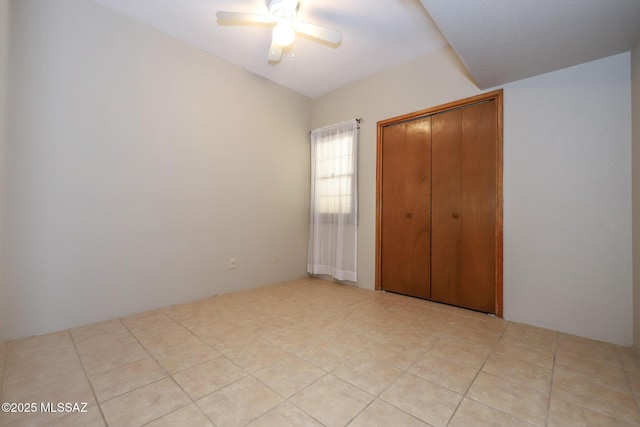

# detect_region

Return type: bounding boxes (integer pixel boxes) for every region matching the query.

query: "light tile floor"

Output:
[1,277,639,426]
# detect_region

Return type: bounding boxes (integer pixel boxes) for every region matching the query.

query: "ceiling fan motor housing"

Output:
[268,0,298,23]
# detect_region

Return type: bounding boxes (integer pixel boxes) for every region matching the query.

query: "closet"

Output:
[375,91,503,316]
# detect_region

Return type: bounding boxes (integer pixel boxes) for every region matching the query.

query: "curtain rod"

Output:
[310,118,362,135]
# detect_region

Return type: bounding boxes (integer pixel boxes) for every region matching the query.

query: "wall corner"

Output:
[0,0,12,344]
[632,33,640,353]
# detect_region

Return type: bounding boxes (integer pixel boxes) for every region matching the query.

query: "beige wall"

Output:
[3,0,311,340]
[0,0,9,341]
[632,35,640,352]
[313,47,633,345]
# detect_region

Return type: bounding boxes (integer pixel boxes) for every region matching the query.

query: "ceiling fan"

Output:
[216,0,342,62]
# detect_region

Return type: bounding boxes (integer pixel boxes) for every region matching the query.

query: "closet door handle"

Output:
[406,213,412,219]
[452,213,459,219]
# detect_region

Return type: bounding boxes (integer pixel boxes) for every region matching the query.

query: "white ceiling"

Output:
[90,0,449,99]
[421,0,640,89]
[91,0,640,98]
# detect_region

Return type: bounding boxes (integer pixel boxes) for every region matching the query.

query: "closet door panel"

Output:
[431,110,462,306]
[431,102,497,313]
[380,118,431,299]
[460,101,496,312]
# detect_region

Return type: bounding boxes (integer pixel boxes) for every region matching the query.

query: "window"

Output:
[310,120,358,218]
[314,134,355,215]
[307,119,358,282]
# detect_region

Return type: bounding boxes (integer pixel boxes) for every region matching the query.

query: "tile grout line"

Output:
[244,368,326,427]
[157,294,358,425]
[543,332,558,427]
[443,319,511,427]
[619,346,640,422]
[172,315,319,426]
[198,338,334,426]
[342,332,434,427]
[68,328,110,427]
[330,348,390,427]
[162,288,524,422]
[551,339,640,425]
[239,305,393,427]
[118,316,216,427]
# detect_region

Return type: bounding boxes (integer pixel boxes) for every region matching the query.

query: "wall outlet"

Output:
[272,253,279,264]
[230,257,237,269]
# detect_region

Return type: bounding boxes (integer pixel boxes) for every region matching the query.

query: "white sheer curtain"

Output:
[307,119,358,282]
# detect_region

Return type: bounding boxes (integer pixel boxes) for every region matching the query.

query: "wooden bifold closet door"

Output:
[380,117,432,299]
[376,91,503,316]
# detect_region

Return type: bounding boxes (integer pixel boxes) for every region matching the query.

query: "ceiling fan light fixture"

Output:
[273,23,295,46]
[217,0,341,62]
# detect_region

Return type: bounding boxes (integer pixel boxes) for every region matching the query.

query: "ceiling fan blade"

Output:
[268,39,283,62]
[216,11,273,24]
[294,21,342,45]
